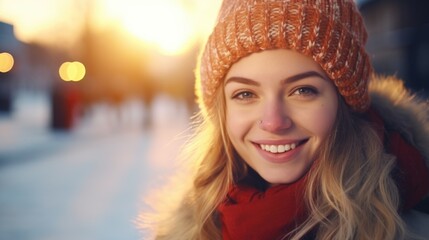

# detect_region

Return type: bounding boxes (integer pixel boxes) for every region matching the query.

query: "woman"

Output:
[145,0,429,239]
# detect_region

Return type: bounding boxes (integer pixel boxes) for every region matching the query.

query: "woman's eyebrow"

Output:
[225,71,326,86]
[225,77,260,86]
[282,71,326,84]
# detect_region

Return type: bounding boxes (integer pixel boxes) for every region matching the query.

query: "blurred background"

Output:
[0,0,428,239]
[0,0,221,239]
[360,0,429,94]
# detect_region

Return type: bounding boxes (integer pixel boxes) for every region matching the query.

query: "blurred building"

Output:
[0,22,20,112]
[359,0,429,94]
[0,22,20,58]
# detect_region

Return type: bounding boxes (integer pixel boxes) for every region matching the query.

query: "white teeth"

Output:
[260,143,298,153]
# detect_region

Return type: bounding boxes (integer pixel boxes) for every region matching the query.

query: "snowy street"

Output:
[0,91,191,240]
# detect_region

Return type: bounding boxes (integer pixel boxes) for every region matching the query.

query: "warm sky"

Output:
[0,0,221,55]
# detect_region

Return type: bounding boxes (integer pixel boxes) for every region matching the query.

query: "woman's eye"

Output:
[232,91,256,100]
[292,87,318,96]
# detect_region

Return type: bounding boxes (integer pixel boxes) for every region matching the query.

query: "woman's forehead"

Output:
[225,49,326,81]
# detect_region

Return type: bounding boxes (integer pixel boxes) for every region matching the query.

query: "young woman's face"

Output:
[224,49,338,184]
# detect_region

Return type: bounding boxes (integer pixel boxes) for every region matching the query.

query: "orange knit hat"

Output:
[196,0,372,113]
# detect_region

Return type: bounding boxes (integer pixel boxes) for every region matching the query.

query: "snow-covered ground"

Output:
[0,91,191,240]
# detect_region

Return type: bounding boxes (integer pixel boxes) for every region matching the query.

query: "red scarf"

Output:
[217,108,429,240]
[218,172,308,240]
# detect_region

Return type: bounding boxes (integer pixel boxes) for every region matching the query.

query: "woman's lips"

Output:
[260,142,297,153]
[253,139,309,163]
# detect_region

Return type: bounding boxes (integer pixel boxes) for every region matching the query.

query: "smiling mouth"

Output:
[259,140,308,154]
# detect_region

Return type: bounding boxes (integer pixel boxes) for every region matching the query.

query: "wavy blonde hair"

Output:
[288,99,407,240]
[152,89,408,240]
[152,91,235,240]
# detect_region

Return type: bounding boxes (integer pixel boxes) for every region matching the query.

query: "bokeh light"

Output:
[0,52,14,73]
[59,61,86,82]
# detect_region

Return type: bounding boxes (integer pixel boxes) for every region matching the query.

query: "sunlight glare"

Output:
[0,0,86,48]
[0,0,222,54]
[103,0,194,55]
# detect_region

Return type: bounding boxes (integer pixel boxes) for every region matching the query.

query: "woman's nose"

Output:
[258,99,292,132]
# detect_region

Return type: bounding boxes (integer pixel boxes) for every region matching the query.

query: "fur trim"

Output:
[369,75,429,169]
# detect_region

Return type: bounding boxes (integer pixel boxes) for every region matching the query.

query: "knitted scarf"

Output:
[218,170,308,240]
[217,109,429,240]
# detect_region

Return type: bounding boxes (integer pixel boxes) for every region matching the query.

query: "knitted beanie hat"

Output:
[196,0,372,113]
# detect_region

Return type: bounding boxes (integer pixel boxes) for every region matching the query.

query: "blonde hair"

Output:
[289,99,408,240]
[152,91,235,240]
[152,91,408,240]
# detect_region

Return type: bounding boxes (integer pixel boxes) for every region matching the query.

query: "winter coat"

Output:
[370,76,429,237]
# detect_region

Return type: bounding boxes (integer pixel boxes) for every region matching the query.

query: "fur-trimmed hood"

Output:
[369,75,429,168]
[371,75,429,240]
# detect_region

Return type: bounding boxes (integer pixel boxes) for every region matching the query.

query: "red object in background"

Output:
[51,85,80,130]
